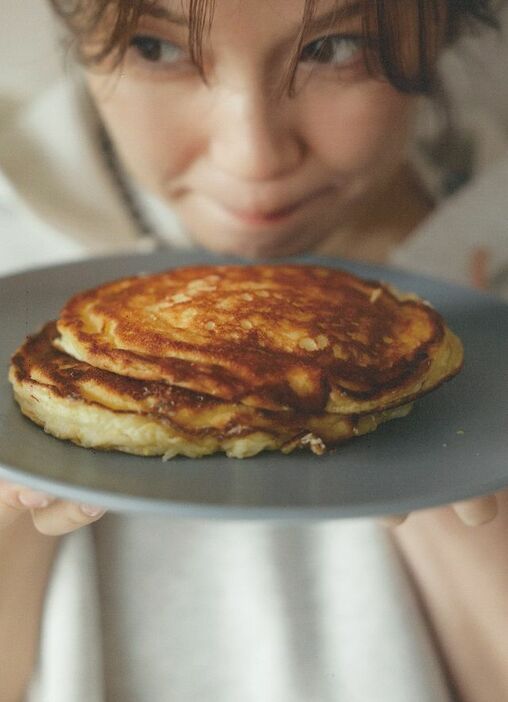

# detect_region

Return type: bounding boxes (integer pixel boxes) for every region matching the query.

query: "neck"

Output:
[315,163,434,264]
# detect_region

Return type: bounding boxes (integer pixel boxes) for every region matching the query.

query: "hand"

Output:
[383,249,500,529]
[0,479,106,535]
[381,493,499,529]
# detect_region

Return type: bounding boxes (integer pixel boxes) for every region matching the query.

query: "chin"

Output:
[193,235,304,260]
[189,225,330,260]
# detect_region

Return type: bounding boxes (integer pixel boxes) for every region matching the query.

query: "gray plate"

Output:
[1,251,507,519]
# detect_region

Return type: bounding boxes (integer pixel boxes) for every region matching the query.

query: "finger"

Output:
[31,501,106,536]
[379,513,409,529]
[0,481,55,529]
[452,494,498,527]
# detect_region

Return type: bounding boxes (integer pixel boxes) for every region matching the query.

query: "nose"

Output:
[207,84,306,182]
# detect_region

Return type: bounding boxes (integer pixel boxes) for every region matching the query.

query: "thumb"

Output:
[452,494,498,527]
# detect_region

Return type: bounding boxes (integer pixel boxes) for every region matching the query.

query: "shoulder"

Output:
[0,78,138,277]
[391,154,508,299]
[0,79,96,183]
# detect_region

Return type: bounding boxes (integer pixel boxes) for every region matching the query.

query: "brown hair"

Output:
[48,0,499,94]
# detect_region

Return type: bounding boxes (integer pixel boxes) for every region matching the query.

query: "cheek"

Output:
[304,82,415,174]
[87,75,202,190]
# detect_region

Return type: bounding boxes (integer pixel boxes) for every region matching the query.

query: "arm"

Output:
[0,515,59,702]
[0,482,105,702]
[392,488,508,702]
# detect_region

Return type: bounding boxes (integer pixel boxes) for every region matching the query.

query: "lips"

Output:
[209,186,335,226]
[225,201,306,225]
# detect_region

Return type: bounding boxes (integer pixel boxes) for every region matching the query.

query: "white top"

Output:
[0,78,506,702]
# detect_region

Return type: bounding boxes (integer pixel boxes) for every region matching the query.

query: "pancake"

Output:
[56,264,464,415]
[9,322,413,459]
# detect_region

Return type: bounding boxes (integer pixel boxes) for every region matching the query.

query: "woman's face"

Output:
[86,0,419,257]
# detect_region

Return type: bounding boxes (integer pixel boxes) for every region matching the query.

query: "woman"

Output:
[0,1,506,700]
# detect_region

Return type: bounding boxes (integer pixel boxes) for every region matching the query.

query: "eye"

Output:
[300,35,364,67]
[128,35,185,66]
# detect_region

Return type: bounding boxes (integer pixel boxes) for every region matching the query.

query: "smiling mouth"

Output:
[228,203,303,225]
[218,187,334,226]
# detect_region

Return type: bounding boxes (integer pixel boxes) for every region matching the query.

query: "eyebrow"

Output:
[140,1,364,32]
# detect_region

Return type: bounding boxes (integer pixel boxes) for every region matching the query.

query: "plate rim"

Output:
[1,250,507,518]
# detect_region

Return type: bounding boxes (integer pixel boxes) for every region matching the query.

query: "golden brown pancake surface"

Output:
[9,322,413,458]
[55,265,463,414]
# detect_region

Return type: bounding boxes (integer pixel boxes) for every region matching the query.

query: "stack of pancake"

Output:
[9,264,464,459]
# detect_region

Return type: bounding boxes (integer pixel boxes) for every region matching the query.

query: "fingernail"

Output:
[80,504,105,518]
[18,491,52,509]
[454,497,498,527]
[379,513,408,528]
[458,509,496,527]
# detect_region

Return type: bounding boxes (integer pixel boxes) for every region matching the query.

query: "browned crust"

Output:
[56,265,459,413]
[10,322,360,446]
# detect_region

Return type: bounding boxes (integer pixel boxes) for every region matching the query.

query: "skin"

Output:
[0,514,57,702]
[0,482,104,702]
[0,1,502,699]
[393,488,508,702]
[86,0,422,259]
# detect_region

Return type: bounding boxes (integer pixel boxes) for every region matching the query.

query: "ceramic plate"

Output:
[1,251,506,519]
